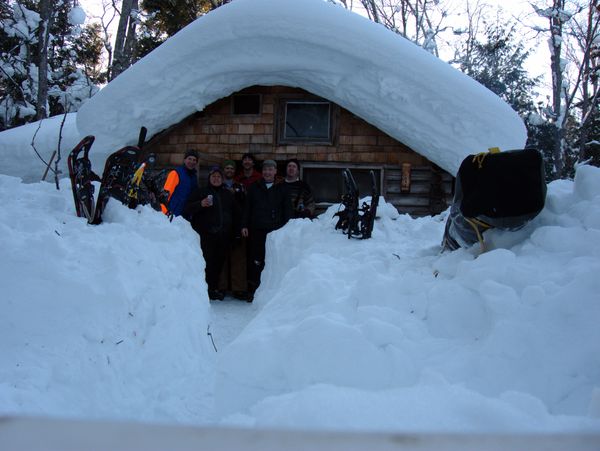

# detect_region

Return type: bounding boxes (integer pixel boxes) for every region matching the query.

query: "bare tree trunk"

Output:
[123,0,138,61]
[361,0,381,23]
[36,0,53,120]
[548,0,566,176]
[577,1,600,161]
[111,0,134,80]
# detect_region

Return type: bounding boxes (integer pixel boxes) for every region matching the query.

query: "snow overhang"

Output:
[76,0,527,176]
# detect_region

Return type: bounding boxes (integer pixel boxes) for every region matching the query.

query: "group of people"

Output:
[159,150,315,302]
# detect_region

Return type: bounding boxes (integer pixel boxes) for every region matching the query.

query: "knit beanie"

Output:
[184,149,199,159]
[208,165,223,176]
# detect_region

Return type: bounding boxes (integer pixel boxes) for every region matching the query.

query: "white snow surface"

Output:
[1,159,600,432]
[0,113,81,182]
[76,0,526,176]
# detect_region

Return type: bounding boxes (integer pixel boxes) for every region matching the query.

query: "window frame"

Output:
[277,97,337,145]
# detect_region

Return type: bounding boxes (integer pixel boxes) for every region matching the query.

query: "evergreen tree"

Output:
[135,0,229,59]
[458,22,539,116]
[0,0,102,130]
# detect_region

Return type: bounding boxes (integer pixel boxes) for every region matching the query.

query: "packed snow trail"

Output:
[208,297,260,351]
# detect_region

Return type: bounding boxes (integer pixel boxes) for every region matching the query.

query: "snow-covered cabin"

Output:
[77,0,527,216]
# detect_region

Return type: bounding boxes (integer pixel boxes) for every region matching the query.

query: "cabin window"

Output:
[232,94,261,115]
[278,100,333,144]
[302,166,382,207]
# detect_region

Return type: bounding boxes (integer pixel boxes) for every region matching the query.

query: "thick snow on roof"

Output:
[77,0,526,175]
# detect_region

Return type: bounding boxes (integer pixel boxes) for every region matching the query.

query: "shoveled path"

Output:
[207,296,259,352]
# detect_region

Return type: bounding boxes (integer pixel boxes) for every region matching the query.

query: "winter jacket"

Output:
[185,184,239,237]
[162,166,198,218]
[284,179,315,219]
[242,179,292,231]
[234,170,262,189]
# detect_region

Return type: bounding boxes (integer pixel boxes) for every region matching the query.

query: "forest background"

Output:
[1,0,598,180]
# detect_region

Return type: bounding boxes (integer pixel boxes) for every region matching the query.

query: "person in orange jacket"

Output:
[160,150,199,219]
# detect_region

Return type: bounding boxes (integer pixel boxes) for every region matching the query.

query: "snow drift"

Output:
[1,165,600,433]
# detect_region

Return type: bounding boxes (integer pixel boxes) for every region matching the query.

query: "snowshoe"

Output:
[67,135,100,222]
[91,146,142,225]
[334,168,379,239]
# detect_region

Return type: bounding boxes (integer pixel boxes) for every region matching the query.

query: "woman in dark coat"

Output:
[184,166,239,300]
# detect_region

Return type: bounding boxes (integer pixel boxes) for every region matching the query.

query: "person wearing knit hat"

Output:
[184,149,199,160]
[159,150,199,219]
[184,164,240,301]
[208,165,223,176]
[222,160,237,190]
[284,158,315,219]
[241,159,292,302]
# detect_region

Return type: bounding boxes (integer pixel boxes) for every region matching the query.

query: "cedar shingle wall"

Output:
[145,86,428,167]
[144,85,452,216]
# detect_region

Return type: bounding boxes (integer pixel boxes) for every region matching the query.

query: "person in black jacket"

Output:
[284,158,315,219]
[241,159,292,302]
[185,166,239,301]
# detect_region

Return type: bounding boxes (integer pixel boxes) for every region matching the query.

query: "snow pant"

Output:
[218,238,247,293]
[199,232,230,291]
[246,228,270,294]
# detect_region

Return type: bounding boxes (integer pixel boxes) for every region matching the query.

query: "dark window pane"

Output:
[304,168,381,204]
[233,94,260,115]
[285,102,330,139]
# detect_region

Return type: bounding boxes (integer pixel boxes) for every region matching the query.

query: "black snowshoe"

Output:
[67,135,101,222]
[91,145,143,224]
[441,147,547,252]
[67,127,166,224]
[334,169,379,239]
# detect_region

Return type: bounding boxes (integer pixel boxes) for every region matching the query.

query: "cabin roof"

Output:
[77,0,526,175]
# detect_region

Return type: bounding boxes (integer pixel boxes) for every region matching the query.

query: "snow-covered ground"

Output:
[1,163,600,433]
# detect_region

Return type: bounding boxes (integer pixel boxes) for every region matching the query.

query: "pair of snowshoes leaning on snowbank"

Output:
[441,147,547,252]
[67,128,169,225]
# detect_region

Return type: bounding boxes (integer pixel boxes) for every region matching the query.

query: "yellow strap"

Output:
[465,217,493,253]
[127,163,146,199]
[472,147,501,169]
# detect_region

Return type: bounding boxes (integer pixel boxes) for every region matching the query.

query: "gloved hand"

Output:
[158,190,170,205]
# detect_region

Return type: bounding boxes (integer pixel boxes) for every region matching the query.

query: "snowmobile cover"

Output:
[442,148,546,251]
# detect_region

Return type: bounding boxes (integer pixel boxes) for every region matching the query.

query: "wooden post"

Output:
[401,162,411,193]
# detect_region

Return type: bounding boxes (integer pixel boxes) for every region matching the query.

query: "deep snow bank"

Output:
[0,176,214,422]
[0,114,81,182]
[214,165,600,432]
[1,166,600,433]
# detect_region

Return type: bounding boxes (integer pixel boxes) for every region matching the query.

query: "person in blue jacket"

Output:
[160,150,199,219]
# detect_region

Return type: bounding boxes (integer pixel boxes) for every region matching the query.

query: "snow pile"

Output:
[0,176,214,423]
[1,166,600,433]
[77,0,525,176]
[213,167,600,432]
[0,113,81,182]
